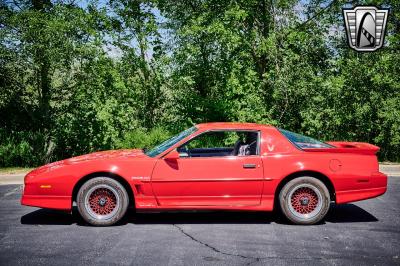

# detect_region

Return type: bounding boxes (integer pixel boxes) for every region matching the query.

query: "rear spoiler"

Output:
[303,142,380,155]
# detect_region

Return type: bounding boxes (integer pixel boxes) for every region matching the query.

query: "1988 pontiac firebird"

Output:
[21,123,387,226]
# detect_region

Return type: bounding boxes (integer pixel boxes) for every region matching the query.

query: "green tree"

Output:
[0,0,399,166]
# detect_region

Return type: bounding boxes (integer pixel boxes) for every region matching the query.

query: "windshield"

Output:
[145,126,198,157]
[278,128,333,149]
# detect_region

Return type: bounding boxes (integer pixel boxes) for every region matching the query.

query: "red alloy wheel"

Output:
[78,177,129,226]
[88,188,117,215]
[290,187,319,214]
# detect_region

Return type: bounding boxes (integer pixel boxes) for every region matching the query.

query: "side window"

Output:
[178,131,259,157]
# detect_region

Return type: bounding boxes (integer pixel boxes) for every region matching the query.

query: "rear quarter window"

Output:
[278,128,333,149]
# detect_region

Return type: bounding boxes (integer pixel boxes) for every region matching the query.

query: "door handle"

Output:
[243,164,256,169]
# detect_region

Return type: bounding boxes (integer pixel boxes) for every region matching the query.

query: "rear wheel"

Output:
[77,177,129,226]
[279,176,330,225]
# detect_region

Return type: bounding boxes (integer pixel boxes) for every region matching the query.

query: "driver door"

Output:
[151,130,264,206]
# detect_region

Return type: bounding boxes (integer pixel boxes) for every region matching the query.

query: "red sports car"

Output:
[21,123,387,226]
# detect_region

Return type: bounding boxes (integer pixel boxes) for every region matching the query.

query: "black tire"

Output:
[279,176,330,225]
[77,177,129,226]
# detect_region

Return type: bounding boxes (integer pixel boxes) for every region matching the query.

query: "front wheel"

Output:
[77,177,129,226]
[279,176,330,225]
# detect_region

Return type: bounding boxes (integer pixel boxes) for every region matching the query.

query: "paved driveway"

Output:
[0,178,399,266]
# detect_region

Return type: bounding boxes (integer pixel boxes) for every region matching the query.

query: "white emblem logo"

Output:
[343,6,389,52]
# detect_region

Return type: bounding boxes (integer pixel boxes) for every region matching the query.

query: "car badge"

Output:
[343,6,389,52]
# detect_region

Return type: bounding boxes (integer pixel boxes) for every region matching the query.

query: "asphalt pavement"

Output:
[0,178,399,265]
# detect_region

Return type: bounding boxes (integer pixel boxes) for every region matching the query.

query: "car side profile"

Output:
[21,123,387,226]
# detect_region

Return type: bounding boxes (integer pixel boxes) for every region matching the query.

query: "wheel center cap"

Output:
[98,197,107,206]
[300,197,309,206]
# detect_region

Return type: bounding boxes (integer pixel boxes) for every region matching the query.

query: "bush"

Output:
[116,127,172,150]
[0,127,174,167]
[0,131,47,167]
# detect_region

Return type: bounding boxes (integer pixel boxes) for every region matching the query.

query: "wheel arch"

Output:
[274,170,336,208]
[72,172,135,208]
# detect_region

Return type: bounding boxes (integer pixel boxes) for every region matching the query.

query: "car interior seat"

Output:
[231,139,244,155]
[245,132,258,155]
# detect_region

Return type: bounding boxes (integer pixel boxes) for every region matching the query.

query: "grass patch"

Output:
[0,167,34,175]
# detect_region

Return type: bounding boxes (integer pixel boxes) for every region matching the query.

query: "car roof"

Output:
[195,122,273,130]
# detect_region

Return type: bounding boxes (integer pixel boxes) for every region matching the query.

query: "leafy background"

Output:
[1,0,399,166]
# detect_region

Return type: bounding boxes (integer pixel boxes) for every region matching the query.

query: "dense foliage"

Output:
[0,0,399,166]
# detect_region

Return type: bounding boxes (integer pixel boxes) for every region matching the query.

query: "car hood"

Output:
[65,149,146,163]
[27,149,146,177]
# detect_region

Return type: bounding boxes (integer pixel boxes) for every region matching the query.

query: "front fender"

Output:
[21,157,157,211]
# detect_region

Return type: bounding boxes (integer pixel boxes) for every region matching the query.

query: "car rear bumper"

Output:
[336,172,387,204]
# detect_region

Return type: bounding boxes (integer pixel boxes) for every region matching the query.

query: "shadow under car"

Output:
[20,203,378,226]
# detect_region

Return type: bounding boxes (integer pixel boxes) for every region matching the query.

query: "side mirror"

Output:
[164,149,180,160]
